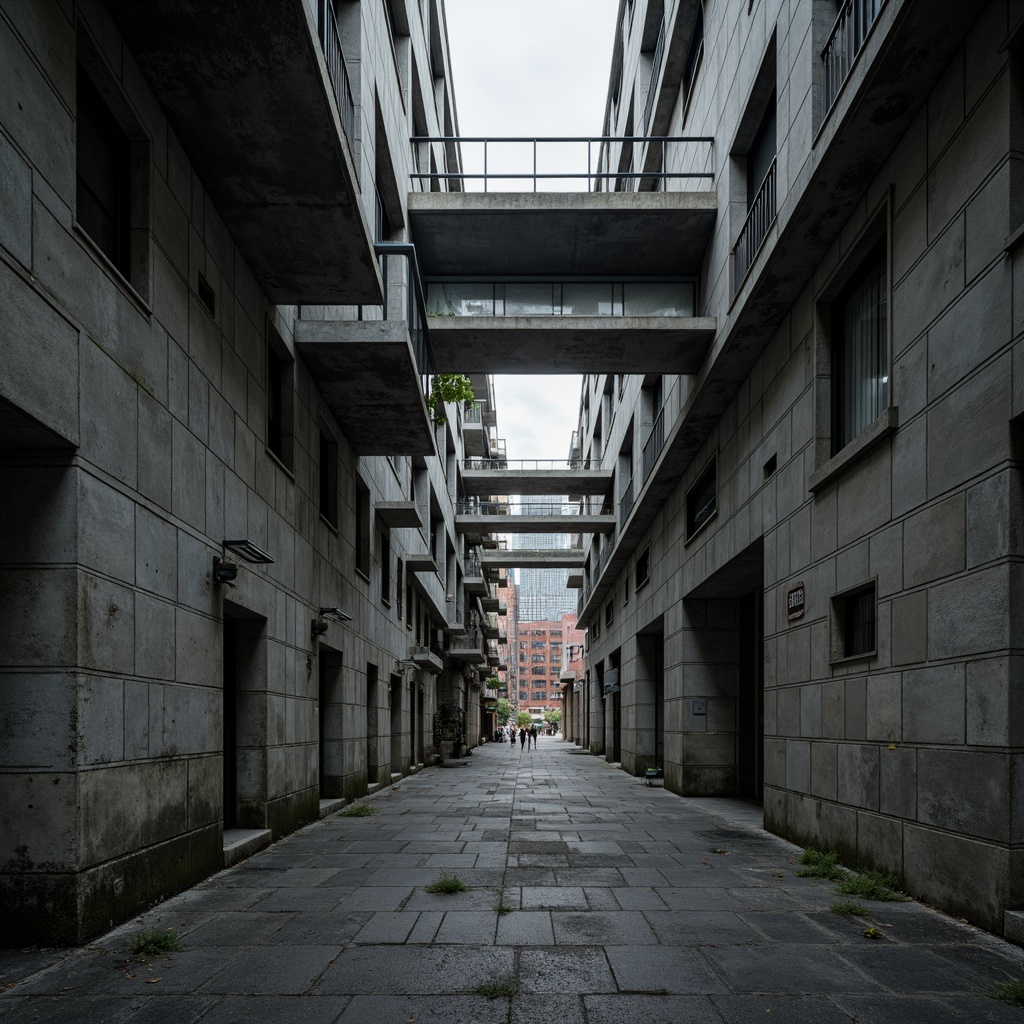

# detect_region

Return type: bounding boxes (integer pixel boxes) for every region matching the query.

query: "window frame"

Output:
[829,580,878,664]
[318,425,338,528]
[686,457,717,541]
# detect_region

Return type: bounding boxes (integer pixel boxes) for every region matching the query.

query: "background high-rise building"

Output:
[514,497,577,621]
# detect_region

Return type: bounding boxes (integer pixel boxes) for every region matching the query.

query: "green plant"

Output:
[485,675,501,689]
[128,928,181,959]
[830,900,866,916]
[476,981,516,999]
[426,374,474,425]
[516,711,532,728]
[425,872,468,894]
[990,966,1024,1007]
[340,803,376,817]
[494,698,512,726]
[835,869,907,902]
[496,894,516,915]
[544,708,562,725]
[862,926,884,940]
[796,848,844,881]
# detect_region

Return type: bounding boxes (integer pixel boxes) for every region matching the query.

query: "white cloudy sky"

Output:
[444,0,620,461]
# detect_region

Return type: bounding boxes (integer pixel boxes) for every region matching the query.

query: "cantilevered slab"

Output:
[376,502,423,529]
[408,191,716,277]
[429,317,715,374]
[463,469,612,496]
[457,513,615,533]
[295,319,434,456]
[106,0,381,304]
[481,549,585,569]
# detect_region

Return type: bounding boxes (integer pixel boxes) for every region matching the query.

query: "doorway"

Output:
[737,590,764,801]
[366,663,379,787]
[389,673,403,775]
[318,648,344,798]
[222,607,265,828]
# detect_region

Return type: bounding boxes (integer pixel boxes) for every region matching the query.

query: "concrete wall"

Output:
[580,0,1024,935]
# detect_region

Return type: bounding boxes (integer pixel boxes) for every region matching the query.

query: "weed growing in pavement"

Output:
[476,981,516,999]
[495,895,516,915]
[128,928,181,959]
[836,869,907,902]
[425,872,468,894]
[340,803,376,817]
[990,966,1024,1007]
[796,848,844,881]
[830,900,866,916]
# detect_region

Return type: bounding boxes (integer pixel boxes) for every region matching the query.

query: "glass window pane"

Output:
[505,283,555,315]
[427,282,494,316]
[562,283,613,315]
[623,282,694,316]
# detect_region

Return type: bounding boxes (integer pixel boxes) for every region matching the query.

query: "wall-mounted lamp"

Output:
[213,557,239,587]
[311,617,330,640]
[311,607,353,641]
[223,539,275,564]
[319,606,353,621]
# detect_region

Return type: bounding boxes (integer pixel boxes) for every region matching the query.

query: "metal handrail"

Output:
[619,476,635,522]
[641,407,665,482]
[374,242,436,394]
[822,0,886,115]
[732,158,777,292]
[317,0,356,152]
[458,500,613,516]
[464,457,603,471]
[409,135,714,192]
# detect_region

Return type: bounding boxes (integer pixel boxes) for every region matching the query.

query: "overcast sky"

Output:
[444,0,619,461]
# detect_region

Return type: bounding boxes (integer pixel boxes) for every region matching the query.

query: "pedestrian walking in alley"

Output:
[530,724,538,750]
[519,727,526,751]
[508,724,516,749]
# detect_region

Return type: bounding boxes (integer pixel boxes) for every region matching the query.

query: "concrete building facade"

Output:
[569,0,1024,937]
[0,0,505,946]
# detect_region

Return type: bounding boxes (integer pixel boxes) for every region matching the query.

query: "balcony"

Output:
[449,629,487,664]
[409,646,444,674]
[641,408,666,483]
[105,0,380,304]
[822,0,887,116]
[566,568,584,590]
[376,502,423,529]
[463,459,613,497]
[732,159,777,293]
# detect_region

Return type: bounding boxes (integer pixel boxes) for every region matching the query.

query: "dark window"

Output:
[605,600,614,627]
[686,460,717,538]
[623,571,631,603]
[519,691,528,700]
[531,667,546,676]
[748,96,777,208]
[76,67,130,276]
[397,559,404,619]
[841,585,876,658]
[266,333,294,468]
[319,429,338,527]
[380,531,391,606]
[636,547,650,589]
[405,582,413,629]
[356,483,371,578]
[198,273,216,317]
[681,2,704,107]
[832,245,888,454]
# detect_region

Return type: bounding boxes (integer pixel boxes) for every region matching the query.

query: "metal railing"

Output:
[457,500,613,516]
[641,407,665,482]
[450,627,483,651]
[374,242,436,396]
[643,21,666,134]
[464,552,484,577]
[464,457,603,472]
[619,476,635,522]
[410,136,714,192]
[463,402,483,424]
[732,158,777,292]
[317,0,356,152]
[822,0,886,115]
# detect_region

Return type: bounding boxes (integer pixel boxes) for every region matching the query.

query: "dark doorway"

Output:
[389,673,403,775]
[737,590,764,801]
[222,618,238,828]
[318,649,344,798]
[367,663,379,787]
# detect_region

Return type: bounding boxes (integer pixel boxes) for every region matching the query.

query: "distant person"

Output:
[530,724,539,750]
[519,727,527,751]
[509,724,517,749]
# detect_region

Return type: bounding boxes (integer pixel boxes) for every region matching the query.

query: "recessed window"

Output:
[686,460,717,539]
[267,327,295,469]
[198,273,216,317]
[636,547,650,589]
[355,482,371,578]
[380,531,392,606]
[319,428,338,527]
[831,244,888,454]
[605,600,614,627]
[831,582,877,662]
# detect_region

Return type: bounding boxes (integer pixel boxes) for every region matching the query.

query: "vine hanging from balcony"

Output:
[427,374,475,425]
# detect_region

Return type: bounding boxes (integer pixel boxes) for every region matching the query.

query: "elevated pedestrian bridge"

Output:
[462,459,613,497]
[456,500,615,535]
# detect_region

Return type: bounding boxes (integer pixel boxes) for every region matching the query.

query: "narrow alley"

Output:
[2,740,1020,1023]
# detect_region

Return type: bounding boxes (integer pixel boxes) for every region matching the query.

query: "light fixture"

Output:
[311,607,353,641]
[318,607,353,621]
[311,617,330,640]
[213,557,238,587]
[223,539,275,564]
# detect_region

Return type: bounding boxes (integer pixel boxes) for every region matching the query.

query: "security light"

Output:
[222,539,275,564]
[318,607,353,621]
[213,557,238,587]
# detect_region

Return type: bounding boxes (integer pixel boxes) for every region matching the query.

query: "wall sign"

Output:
[787,582,806,621]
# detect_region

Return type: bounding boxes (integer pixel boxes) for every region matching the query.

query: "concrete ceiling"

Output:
[409,191,717,277]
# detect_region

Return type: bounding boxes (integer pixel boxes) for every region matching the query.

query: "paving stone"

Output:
[337,994,512,1023]
[584,993,724,1023]
[710,994,857,1022]
[189,995,351,1023]
[606,946,729,993]
[552,911,659,945]
[433,911,497,945]
[518,947,617,993]
[702,945,883,994]
[317,946,515,994]
[201,946,338,994]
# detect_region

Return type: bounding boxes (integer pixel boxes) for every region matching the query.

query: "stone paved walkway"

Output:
[2,738,1023,1022]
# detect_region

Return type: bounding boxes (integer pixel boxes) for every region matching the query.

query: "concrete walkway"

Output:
[2,738,1023,1022]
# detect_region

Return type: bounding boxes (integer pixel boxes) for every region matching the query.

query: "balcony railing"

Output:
[822,0,886,115]
[618,476,635,522]
[458,500,613,516]
[463,401,483,424]
[410,136,714,193]
[641,407,665,482]
[317,0,356,152]
[427,280,695,319]
[375,242,437,395]
[464,457,602,471]
[732,158,777,292]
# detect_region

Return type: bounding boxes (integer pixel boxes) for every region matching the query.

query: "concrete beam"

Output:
[480,549,585,569]
[429,317,715,374]
[295,319,435,456]
[409,191,716,277]
[462,469,613,496]
[105,0,381,304]
[456,513,615,533]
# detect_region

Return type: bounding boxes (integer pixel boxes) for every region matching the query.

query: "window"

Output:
[686,460,717,539]
[397,559,404,619]
[831,583,877,661]
[380,531,392,606]
[636,547,651,589]
[531,654,545,663]
[605,600,614,627]
[531,667,546,676]
[680,1,704,115]
[319,428,338,527]
[623,571,631,604]
[519,691,528,701]
[832,245,888,454]
[355,483,371,578]
[266,328,295,468]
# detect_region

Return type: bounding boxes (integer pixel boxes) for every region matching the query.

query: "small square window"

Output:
[831,583,877,662]
[686,459,717,539]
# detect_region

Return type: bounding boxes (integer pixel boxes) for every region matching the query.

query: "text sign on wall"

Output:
[787,582,805,621]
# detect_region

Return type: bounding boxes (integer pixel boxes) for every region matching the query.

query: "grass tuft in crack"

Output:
[477,981,516,999]
[830,900,866,916]
[990,966,1024,1007]
[796,848,844,881]
[835,869,907,902]
[128,928,181,959]
[425,872,468,894]
[340,803,376,817]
